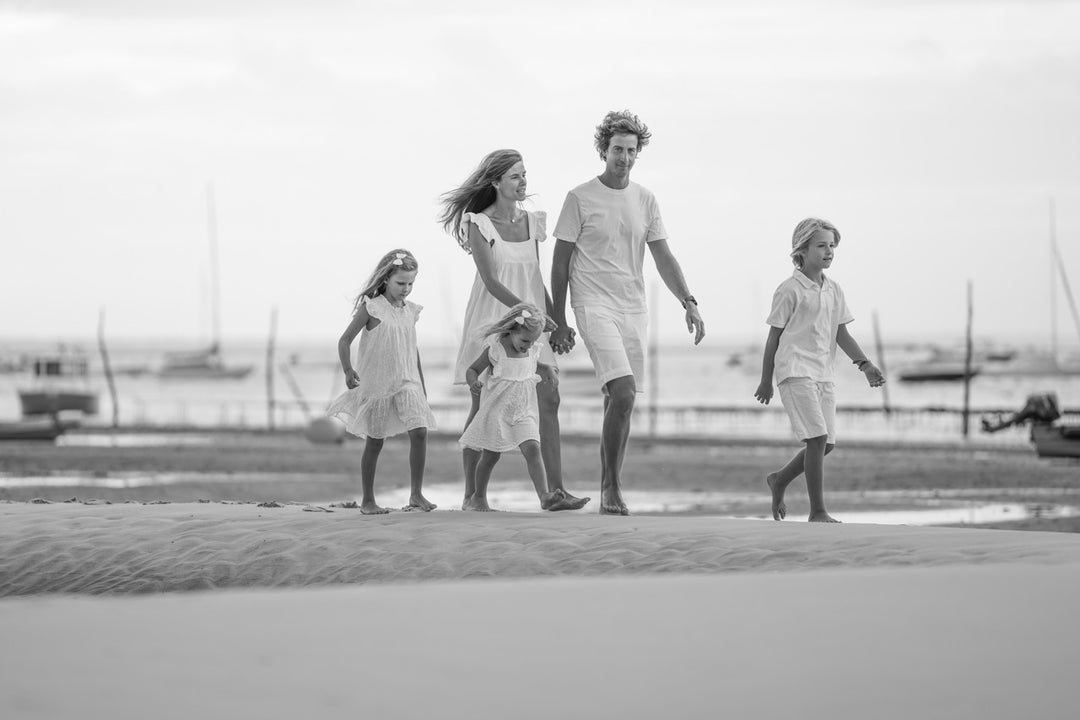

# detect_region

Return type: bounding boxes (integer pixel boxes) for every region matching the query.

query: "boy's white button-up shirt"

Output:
[766,270,854,384]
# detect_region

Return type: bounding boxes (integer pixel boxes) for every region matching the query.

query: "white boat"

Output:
[156,184,253,381]
[16,350,100,416]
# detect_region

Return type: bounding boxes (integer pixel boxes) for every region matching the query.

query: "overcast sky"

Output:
[2,0,1079,349]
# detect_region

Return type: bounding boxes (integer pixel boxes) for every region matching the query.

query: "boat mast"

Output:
[206,182,222,354]
[1050,197,1058,366]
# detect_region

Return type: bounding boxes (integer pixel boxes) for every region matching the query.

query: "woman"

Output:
[439,149,589,510]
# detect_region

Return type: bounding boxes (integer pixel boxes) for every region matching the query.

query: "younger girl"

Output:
[327,249,437,514]
[460,303,576,512]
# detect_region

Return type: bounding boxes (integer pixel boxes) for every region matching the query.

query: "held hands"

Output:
[543,316,558,333]
[754,380,773,405]
[862,362,886,388]
[549,325,576,355]
[686,304,705,345]
[344,369,360,389]
[469,380,484,397]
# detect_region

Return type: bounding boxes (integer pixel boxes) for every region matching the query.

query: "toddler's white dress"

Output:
[459,335,542,452]
[326,295,436,439]
[454,211,556,383]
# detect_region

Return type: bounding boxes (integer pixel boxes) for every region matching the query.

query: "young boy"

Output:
[754,218,886,522]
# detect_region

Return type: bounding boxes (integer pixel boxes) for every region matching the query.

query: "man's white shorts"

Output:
[573,306,648,392]
[777,378,836,443]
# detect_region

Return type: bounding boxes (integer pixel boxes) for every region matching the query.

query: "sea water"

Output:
[1,338,1078,444]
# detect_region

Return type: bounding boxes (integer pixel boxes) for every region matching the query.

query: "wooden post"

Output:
[962,281,974,438]
[648,282,659,437]
[97,307,120,428]
[266,307,278,429]
[871,310,891,416]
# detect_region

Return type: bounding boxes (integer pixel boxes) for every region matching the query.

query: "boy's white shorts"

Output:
[573,305,648,392]
[777,378,836,444]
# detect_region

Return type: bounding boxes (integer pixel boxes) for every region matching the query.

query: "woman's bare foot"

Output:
[360,501,389,515]
[463,496,495,511]
[407,494,436,512]
[540,489,565,510]
[808,511,840,523]
[553,490,591,510]
[766,473,786,521]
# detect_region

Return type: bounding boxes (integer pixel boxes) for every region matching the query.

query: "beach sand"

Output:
[3,433,1080,718]
[2,502,1080,719]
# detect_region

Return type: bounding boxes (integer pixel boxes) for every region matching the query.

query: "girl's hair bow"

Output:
[514,310,533,325]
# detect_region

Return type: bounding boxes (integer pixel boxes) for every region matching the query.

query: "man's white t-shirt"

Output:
[553,177,667,313]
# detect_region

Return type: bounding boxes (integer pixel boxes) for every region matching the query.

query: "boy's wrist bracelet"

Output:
[681,295,697,309]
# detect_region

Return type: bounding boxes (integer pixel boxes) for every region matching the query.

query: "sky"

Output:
[2,0,1079,350]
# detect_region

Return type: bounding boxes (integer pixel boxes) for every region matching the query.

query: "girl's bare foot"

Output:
[360,502,389,515]
[808,511,840,523]
[407,494,436,512]
[766,473,786,520]
[463,496,494,512]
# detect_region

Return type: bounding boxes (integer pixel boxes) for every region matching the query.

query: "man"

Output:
[550,109,706,515]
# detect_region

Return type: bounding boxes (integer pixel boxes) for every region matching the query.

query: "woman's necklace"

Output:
[489,208,522,224]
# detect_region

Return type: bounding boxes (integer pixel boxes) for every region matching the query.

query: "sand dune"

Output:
[3,502,1080,719]
[4,502,1080,596]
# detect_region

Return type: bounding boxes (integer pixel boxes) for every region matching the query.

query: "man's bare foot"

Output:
[766,473,786,521]
[360,502,389,515]
[599,491,629,515]
[463,496,495,512]
[808,511,840,523]
[407,494,436,512]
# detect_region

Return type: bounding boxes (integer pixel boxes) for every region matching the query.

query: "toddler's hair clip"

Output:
[514,310,533,325]
[391,252,408,266]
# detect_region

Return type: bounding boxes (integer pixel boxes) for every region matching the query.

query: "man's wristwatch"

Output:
[681,295,698,309]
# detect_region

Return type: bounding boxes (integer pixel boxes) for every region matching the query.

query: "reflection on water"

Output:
[2,472,1077,527]
[375,482,1080,526]
[57,433,216,448]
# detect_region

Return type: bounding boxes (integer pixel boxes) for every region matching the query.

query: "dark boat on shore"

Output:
[982,393,1080,459]
[0,416,68,442]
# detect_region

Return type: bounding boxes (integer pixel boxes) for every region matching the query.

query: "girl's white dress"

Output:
[459,335,542,452]
[454,210,556,383]
[326,295,436,439]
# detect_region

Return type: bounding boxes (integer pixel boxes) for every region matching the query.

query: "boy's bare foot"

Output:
[808,511,840,523]
[360,502,389,515]
[463,496,494,512]
[407,494,436,512]
[766,473,786,520]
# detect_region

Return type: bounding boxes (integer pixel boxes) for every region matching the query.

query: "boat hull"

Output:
[18,390,99,416]
[0,417,66,442]
[1031,424,1080,459]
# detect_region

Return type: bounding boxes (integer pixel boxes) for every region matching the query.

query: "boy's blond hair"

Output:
[790,218,841,268]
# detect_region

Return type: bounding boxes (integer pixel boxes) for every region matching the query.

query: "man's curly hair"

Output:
[593,109,651,160]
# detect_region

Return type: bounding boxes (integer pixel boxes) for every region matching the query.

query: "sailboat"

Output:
[157,185,253,381]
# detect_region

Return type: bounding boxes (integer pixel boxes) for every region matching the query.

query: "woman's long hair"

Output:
[438,149,523,253]
[353,248,418,311]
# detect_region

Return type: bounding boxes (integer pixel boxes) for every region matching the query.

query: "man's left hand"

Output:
[686,303,705,345]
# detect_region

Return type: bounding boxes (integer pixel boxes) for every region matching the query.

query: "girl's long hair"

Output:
[354,248,418,311]
[438,149,523,253]
[480,302,546,339]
